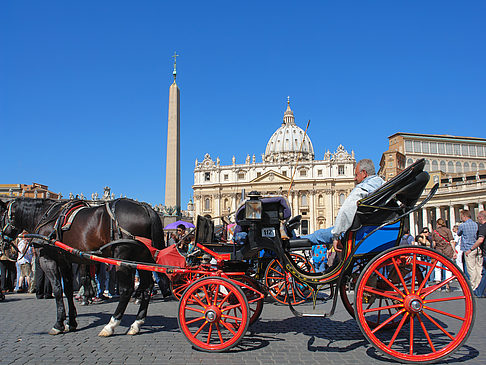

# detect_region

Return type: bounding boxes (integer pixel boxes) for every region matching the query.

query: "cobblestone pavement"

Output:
[0,291,484,365]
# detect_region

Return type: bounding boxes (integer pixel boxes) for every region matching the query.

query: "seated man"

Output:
[302,159,385,255]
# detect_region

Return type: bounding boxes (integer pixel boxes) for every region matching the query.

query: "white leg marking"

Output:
[127,319,145,335]
[98,316,121,337]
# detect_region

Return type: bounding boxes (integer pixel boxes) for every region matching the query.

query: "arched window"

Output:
[479,163,485,170]
[464,162,470,173]
[204,198,211,211]
[448,161,454,173]
[406,158,414,167]
[223,198,229,211]
[318,195,324,206]
[339,193,345,205]
[301,194,308,206]
[440,161,446,172]
[432,160,438,171]
[456,162,462,173]
[424,160,430,171]
[471,162,477,171]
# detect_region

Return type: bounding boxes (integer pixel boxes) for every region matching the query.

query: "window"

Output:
[430,142,437,154]
[339,193,345,205]
[446,143,453,155]
[237,172,245,180]
[469,145,477,156]
[301,220,309,235]
[456,162,462,173]
[301,194,308,206]
[317,169,322,177]
[299,169,307,177]
[477,146,485,157]
[318,195,324,206]
[282,171,287,177]
[464,162,470,173]
[204,198,211,211]
[422,142,429,154]
[338,165,345,175]
[432,160,438,171]
[438,143,445,154]
[413,141,421,153]
[461,144,468,156]
[440,161,446,172]
[454,144,460,155]
[204,172,210,181]
[407,158,414,167]
[448,161,454,173]
[424,160,430,171]
[405,140,413,152]
[257,172,261,177]
[479,163,485,170]
[223,199,229,211]
[224,174,228,181]
[471,162,477,171]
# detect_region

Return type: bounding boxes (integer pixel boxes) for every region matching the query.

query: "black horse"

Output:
[0,197,165,336]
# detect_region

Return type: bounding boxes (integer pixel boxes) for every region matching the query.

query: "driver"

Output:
[302,159,385,253]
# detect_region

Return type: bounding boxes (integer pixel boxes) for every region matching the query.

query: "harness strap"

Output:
[105,202,135,240]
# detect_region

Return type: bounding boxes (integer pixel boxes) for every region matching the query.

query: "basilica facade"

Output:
[192,101,356,235]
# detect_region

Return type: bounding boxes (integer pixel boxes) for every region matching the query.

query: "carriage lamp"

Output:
[245,191,262,220]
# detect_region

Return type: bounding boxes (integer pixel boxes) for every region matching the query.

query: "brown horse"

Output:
[0,197,166,336]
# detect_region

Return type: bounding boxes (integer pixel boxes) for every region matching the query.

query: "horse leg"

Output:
[99,267,134,337]
[39,256,66,335]
[59,260,77,332]
[127,269,153,335]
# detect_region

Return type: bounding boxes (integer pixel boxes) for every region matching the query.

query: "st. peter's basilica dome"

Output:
[264,99,314,163]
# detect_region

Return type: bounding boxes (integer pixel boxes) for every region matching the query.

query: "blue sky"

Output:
[1,1,485,207]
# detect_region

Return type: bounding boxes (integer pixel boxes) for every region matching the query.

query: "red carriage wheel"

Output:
[264,253,313,305]
[178,277,250,352]
[234,275,264,325]
[172,272,201,300]
[341,256,424,329]
[355,246,475,363]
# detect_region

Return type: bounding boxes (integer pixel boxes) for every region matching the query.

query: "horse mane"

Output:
[14,198,58,232]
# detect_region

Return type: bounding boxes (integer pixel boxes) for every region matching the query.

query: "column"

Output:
[410,211,417,237]
[309,191,315,232]
[435,206,441,223]
[422,208,429,230]
[449,206,456,227]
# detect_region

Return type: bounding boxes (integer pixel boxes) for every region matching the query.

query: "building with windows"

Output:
[379,133,486,235]
[0,183,61,200]
[192,100,356,235]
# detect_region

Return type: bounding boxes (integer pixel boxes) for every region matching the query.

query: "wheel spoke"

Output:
[363,286,403,301]
[221,302,244,313]
[391,257,409,295]
[189,293,207,308]
[194,320,208,337]
[417,258,438,293]
[425,295,466,303]
[185,316,206,325]
[423,305,466,321]
[411,253,417,294]
[373,269,406,298]
[363,302,403,314]
[217,291,232,308]
[371,308,406,334]
[269,267,285,276]
[388,311,409,348]
[221,313,243,322]
[219,319,237,335]
[215,323,224,344]
[417,313,436,353]
[206,323,213,344]
[421,310,456,340]
[185,306,205,314]
[409,314,414,355]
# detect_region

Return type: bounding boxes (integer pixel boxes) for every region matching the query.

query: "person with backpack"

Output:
[432,218,456,292]
[399,227,414,246]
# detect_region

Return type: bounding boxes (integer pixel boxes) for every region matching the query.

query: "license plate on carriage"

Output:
[262,227,276,237]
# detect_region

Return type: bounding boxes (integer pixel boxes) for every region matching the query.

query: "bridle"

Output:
[1,200,18,251]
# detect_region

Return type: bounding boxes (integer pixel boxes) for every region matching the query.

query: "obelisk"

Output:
[164,52,181,215]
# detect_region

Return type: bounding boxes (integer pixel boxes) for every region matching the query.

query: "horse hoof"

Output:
[98,328,114,337]
[64,324,77,332]
[127,319,144,335]
[49,327,63,335]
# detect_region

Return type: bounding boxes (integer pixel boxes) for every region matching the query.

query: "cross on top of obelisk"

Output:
[172,51,179,81]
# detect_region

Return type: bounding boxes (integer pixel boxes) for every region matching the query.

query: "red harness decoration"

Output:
[135,236,186,268]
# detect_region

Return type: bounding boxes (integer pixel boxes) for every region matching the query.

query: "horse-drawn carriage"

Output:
[1,158,475,363]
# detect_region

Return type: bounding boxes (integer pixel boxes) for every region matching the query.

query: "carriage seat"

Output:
[351,158,429,230]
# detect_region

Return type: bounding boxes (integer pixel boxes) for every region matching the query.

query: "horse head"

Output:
[0,199,20,251]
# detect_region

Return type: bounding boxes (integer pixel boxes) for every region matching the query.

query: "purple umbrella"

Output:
[164,220,195,230]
